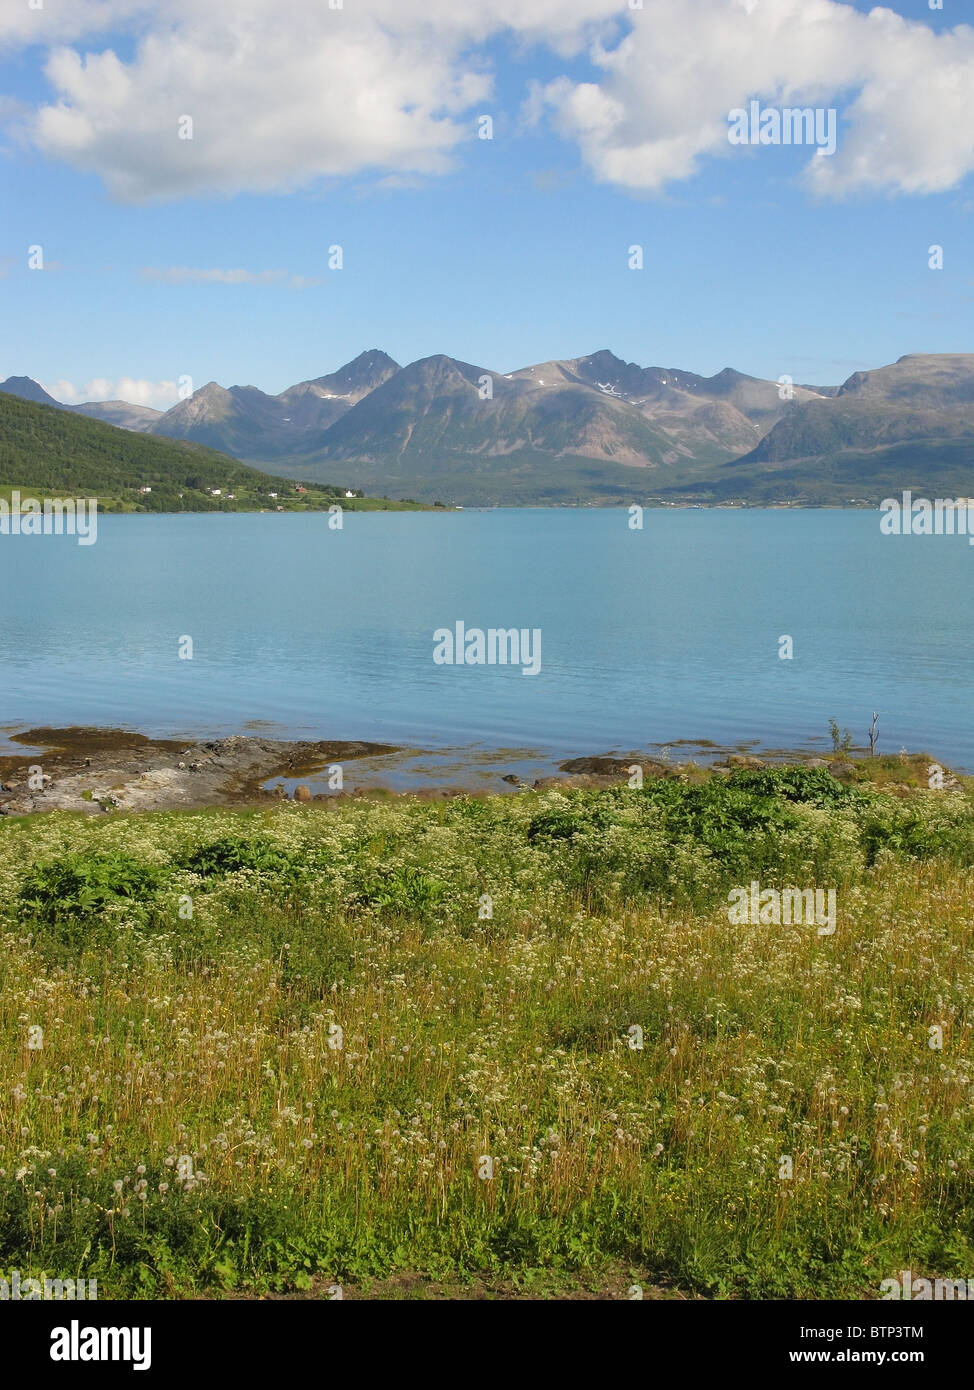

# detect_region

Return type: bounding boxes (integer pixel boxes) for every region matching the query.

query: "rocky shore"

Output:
[0,727,947,816]
[0,729,397,816]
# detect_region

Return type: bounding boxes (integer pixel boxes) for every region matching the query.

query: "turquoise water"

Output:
[2,508,972,772]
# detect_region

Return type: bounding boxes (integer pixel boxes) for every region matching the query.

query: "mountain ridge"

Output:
[4,350,972,505]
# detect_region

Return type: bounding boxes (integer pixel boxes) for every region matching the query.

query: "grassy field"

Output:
[2,762,973,1299]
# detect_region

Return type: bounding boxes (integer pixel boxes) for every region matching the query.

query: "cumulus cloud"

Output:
[0,0,152,48]
[139,267,322,287]
[16,0,612,203]
[13,0,620,201]
[44,377,183,410]
[9,0,974,202]
[540,0,974,198]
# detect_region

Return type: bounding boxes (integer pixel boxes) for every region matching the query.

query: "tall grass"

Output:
[1,768,973,1297]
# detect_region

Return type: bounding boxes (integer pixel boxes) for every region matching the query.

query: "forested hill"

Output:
[0,392,391,511]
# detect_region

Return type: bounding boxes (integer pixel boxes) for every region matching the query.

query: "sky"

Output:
[0,0,971,409]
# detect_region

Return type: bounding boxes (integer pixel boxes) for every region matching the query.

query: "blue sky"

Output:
[0,0,970,406]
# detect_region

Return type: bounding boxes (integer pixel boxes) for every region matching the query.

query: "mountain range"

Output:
[3,350,973,505]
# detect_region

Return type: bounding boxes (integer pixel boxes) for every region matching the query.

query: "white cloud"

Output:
[19,0,620,202]
[44,377,182,410]
[540,0,974,198]
[10,0,974,202]
[139,267,322,287]
[0,0,152,48]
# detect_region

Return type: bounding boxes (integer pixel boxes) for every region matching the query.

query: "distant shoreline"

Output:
[5,501,884,516]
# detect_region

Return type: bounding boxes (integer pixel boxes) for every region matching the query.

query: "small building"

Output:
[345,490,356,498]
[139,486,152,494]
[210,488,222,496]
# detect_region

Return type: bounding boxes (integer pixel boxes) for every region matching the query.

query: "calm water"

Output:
[2,508,972,777]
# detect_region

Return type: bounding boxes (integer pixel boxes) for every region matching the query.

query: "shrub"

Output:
[526,802,619,844]
[829,718,853,755]
[726,766,857,807]
[178,836,303,879]
[18,852,165,925]
[354,865,448,915]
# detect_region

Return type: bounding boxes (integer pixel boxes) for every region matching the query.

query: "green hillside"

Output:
[270,447,726,506]
[0,393,420,511]
[662,438,974,506]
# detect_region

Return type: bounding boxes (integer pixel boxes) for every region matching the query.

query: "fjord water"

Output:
[2,508,972,771]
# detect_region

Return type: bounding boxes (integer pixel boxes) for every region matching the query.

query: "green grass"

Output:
[1,766,973,1298]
